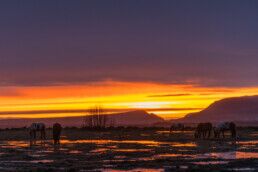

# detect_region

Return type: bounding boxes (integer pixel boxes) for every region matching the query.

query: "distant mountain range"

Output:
[103,110,164,126]
[0,110,164,128]
[1,95,258,128]
[175,95,258,124]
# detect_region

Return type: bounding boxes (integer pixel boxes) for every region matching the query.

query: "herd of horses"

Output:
[29,122,62,145]
[170,122,237,139]
[29,121,236,145]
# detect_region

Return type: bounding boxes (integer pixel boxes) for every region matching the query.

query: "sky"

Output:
[0,0,258,119]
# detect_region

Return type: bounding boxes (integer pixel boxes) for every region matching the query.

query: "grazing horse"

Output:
[214,122,236,139]
[53,123,62,145]
[170,123,184,133]
[29,123,46,145]
[195,123,212,139]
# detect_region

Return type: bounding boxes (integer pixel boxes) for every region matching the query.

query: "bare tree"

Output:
[83,106,109,129]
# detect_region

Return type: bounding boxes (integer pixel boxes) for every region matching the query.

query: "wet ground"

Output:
[0,128,257,171]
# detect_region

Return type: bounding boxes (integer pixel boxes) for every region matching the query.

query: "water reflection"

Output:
[0,141,28,148]
[198,151,258,159]
[238,140,258,145]
[0,138,257,171]
[231,168,256,171]
[103,168,163,172]
[90,148,110,153]
[114,149,152,152]
[154,153,191,159]
[157,130,193,134]
[30,160,54,163]
[69,150,82,154]
[62,139,160,146]
[172,142,196,147]
[192,161,229,165]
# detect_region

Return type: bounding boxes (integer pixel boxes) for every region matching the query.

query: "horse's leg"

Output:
[40,130,43,145]
[33,131,36,145]
[41,130,46,145]
[58,132,61,145]
[29,130,33,146]
[232,127,236,139]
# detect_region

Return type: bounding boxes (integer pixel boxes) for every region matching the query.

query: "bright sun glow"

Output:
[1,81,258,119]
[129,102,172,109]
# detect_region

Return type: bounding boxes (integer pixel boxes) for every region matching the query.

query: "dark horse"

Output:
[214,122,236,139]
[53,123,62,145]
[29,123,46,145]
[195,123,212,139]
[170,123,184,133]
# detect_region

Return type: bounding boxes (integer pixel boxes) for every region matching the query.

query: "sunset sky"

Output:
[1,1,258,119]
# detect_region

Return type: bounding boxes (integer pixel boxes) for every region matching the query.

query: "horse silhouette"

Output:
[53,123,62,145]
[29,123,46,145]
[195,123,212,139]
[170,123,184,133]
[214,122,236,139]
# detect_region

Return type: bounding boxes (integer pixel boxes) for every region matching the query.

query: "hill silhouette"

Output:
[0,110,164,128]
[176,95,258,123]
[104,110,164,126]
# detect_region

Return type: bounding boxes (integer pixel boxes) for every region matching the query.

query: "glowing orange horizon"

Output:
[1,81,258,119]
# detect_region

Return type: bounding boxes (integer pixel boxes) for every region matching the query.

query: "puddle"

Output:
[198,151,258,159]
[192,161,229,165]
[58,139,198,149]
[0,141,29,148]
[69,150,83,154]
[152,151,258,160]
[103,168,163,172]
[29,154,46,157]
[90,148,110,153]
[0,136,257,171]
[154,153,191,159]
[157,131,193,134]
[62,139,161,146]
[30,160,54,163]
[238,140,258,145]
[114,155,127,159]
[230,168,256,171]
[38,150,54,153]
[171,142,196,147]
[0,159,54,164]
[134,157,154,161]
[114,149,152,152]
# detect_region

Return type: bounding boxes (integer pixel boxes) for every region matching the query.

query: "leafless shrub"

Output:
[83,106,108,129]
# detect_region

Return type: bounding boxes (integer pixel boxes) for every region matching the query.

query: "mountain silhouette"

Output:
[104,110,164,126]
[176,95,258,123]
[0,110,164,128]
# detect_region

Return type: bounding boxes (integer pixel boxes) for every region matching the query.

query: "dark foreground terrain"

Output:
[0,127,257,172]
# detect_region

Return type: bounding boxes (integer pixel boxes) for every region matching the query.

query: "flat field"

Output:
[0,127,257,172]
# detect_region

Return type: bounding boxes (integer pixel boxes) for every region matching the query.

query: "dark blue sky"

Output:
[0,0,258,87]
